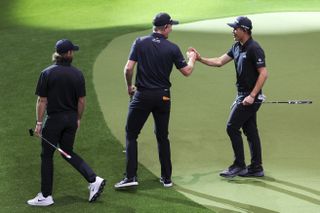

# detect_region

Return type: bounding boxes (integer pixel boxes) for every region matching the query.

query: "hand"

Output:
[188,47,201,60]
[128,85,136,97]
[186,51,196,61]
[34,124,42,137]
[242,95,255,105]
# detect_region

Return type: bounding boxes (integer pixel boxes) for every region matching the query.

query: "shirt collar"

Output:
[55,61,71,66]
[241,37,253,49]
[151,32,166,39]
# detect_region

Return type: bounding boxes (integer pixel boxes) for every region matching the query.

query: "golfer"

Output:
[191,16,268,178]
[27,39,105,206]
[115,12,197,188]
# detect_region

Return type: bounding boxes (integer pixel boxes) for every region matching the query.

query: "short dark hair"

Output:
[153,25,166,32]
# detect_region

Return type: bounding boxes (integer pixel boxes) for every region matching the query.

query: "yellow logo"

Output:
[162,96,170,101]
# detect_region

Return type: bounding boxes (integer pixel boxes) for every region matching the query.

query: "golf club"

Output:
[257,100,313,104]
[28,129,72,159]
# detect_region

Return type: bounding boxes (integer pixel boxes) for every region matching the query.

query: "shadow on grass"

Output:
[227,176,320,205]
[175,185,279,213]
[262,176,320,196]
[0,0,24,29]
[174,171,214,185]
[113,178,210,211]
[173,172,280,212]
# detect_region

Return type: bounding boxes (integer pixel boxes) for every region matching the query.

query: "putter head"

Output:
[29,128,34,136]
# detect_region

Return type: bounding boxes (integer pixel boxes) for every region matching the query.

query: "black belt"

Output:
[237,91,250,96]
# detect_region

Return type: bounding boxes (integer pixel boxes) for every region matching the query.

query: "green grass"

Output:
[94,28,320,213]
[1,0,320,212]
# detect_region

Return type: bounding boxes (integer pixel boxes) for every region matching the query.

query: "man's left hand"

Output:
[242,95,255,105]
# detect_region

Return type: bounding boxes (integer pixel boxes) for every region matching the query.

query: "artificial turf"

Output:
[1,0,320,212]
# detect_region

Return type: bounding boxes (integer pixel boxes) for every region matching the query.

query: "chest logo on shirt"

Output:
[152,38,161,43]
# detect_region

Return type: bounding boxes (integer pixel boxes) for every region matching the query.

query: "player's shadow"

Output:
[227,176,320,205]
[174,185,279,213]
[174,171,320,211]
[174,171,214,185]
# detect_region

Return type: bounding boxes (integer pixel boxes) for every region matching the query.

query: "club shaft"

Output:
[39,135,58,149]
[256,100,312,104]
[237,100,312,105]
[38,135,71,159]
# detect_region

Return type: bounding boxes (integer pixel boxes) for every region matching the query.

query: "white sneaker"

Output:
[27,192,54,206]
[88,176,106,202]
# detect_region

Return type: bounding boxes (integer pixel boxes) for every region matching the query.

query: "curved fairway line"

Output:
[93,12,320,213]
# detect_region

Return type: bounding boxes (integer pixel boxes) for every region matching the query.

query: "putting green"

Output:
[93,12,320,212]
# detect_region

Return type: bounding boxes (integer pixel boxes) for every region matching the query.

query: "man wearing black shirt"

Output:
[115,13,197,188]
[27,39,105,206]
[191,16,268,178]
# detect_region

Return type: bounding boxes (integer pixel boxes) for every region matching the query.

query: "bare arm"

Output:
[179,51,197,77]
[198,53,232,67]
[34,96,47,136]
[242,67,268,105]
[77,96,86,128]
[124,60,137,95]
[188,47,232,67]
[78,96,86,120]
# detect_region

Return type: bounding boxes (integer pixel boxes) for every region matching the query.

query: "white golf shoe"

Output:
[27,192,54,206]
[88,176,106,202]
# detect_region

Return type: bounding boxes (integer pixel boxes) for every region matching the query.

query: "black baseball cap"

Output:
[152,12,179,26]
[227,16,252,30]
[55,39,79,54]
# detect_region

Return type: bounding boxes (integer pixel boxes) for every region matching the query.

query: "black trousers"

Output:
[41,112,96,197]
[226,95,262,167]
[125,89,172,179]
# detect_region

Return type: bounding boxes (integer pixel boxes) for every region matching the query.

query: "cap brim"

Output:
[227,23,238,28]
[73,45,79,51]
[170,20,179,25]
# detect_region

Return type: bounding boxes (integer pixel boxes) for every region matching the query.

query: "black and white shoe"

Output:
[27,192,54,206]
[88,176,106,202]
[219,164,247,178]
[114,177,138,188]
[160,177,173,188]
[238,164,264,177]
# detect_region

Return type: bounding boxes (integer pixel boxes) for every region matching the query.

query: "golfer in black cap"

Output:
[190,16,268,178]
[27,39,105,206]
[114,12,197,188]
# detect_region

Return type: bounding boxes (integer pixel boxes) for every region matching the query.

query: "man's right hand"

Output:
[188,47,201,60]
[34,123,42,137]
[128,85,136,97]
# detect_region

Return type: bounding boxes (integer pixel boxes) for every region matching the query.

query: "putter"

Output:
[28,129,72,159]
[256,100,313,104]
[237,100,312,105]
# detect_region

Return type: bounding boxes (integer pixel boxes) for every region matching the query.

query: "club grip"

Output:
[29,128,34,136]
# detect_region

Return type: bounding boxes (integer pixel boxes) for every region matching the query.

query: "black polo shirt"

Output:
[227,37,266,93]
[35,62,86,115]
[128,32,188,89]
